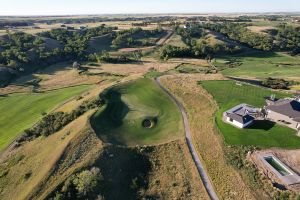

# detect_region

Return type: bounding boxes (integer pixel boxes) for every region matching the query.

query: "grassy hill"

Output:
[201,80,300,149]
[90,78,183,146]
[87,34,113,53]
[0,85,91,150]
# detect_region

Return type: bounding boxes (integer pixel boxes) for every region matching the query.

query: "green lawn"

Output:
[214,52,300,81]
[201,80,300,149]
[0,85,91,150]
[90,78,183,146]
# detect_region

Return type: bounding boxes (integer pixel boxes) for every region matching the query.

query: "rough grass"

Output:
[214,52,300,81]
[0,110,98,200]
[0,85,91,150]
[160,74,256,199]
[91,78,183,146]
[201,80,300,149]
[166,33,187,48]
[93,140,209,200]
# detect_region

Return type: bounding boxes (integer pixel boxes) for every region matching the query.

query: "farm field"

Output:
[0,85,91,150]
[201,80,300,148]
[214,52,300,81]
[91,78,183,146]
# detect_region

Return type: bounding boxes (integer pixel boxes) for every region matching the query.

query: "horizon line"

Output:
[0,11,300,17]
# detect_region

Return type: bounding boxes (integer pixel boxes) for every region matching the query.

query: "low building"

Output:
[265,99,300,131]
[223,104,258,128]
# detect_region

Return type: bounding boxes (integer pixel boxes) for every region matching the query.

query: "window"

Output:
[229,118,233,122]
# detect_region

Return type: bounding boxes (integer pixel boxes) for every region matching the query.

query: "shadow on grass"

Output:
[95,146,155,200]
[248,120,276,131]
[90,88,130,145]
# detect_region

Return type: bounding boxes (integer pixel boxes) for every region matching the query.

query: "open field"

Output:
[0,85,91,150]
[91,78,183,146]
[201,80,300,148]
[214,52,300,81]
[160,74,258,199]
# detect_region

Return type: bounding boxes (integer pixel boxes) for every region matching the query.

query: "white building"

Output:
[223,104,258,128]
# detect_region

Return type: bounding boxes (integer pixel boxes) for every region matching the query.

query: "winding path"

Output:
[154,77,219,200]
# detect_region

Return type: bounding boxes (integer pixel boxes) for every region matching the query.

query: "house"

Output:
[223,104,258,128]
[265,98,300,131]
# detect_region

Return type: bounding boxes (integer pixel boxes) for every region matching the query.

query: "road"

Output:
[155,77,219,200]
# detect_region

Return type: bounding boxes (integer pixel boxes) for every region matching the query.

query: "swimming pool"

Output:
[264,156,292,176]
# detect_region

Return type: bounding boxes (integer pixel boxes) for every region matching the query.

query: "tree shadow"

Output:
[90,88,131,145]
[95,146,153,200]
[247,120,276,131]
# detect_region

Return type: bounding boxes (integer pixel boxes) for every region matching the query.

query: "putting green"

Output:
[90,78,183,146]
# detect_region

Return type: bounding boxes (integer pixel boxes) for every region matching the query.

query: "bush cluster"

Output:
[51,167,103,200]
[262,77,290,90]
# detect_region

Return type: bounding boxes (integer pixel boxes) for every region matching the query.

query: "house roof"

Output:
[227,113,254,124]
[266,100,300,119]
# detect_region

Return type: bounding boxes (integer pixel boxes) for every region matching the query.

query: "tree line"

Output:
[200,22,300,54]
[159,25,242,60]
[0,25,116,72]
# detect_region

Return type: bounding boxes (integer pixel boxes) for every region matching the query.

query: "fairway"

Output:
[201,80,300,149]
[0,85,91,150]
[214,52,300,81]
[90,78,183,146]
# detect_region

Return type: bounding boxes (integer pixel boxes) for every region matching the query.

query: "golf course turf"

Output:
[201,80,300,149]
[0,85,91,150]
[90,78,183,146]
[214,52,300,80]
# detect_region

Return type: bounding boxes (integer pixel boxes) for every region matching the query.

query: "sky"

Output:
[0,0,299,16]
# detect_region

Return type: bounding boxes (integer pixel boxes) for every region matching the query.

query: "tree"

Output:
[72,167,102,197]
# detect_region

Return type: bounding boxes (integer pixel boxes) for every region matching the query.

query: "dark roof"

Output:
[266,100,300,118]
[228,113,254,124]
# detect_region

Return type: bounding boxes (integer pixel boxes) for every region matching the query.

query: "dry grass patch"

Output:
[99,60,178,76]
[140,140,209,199]
[160,74,256,199]
[168,58,210,66]
[247,26,275,34]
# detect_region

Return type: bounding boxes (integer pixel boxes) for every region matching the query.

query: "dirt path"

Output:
[155,77,219,200]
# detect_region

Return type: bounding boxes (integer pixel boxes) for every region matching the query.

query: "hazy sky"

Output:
[0,0,299,15]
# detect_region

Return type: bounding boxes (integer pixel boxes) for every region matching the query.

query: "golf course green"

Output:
[90,78,183,146]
